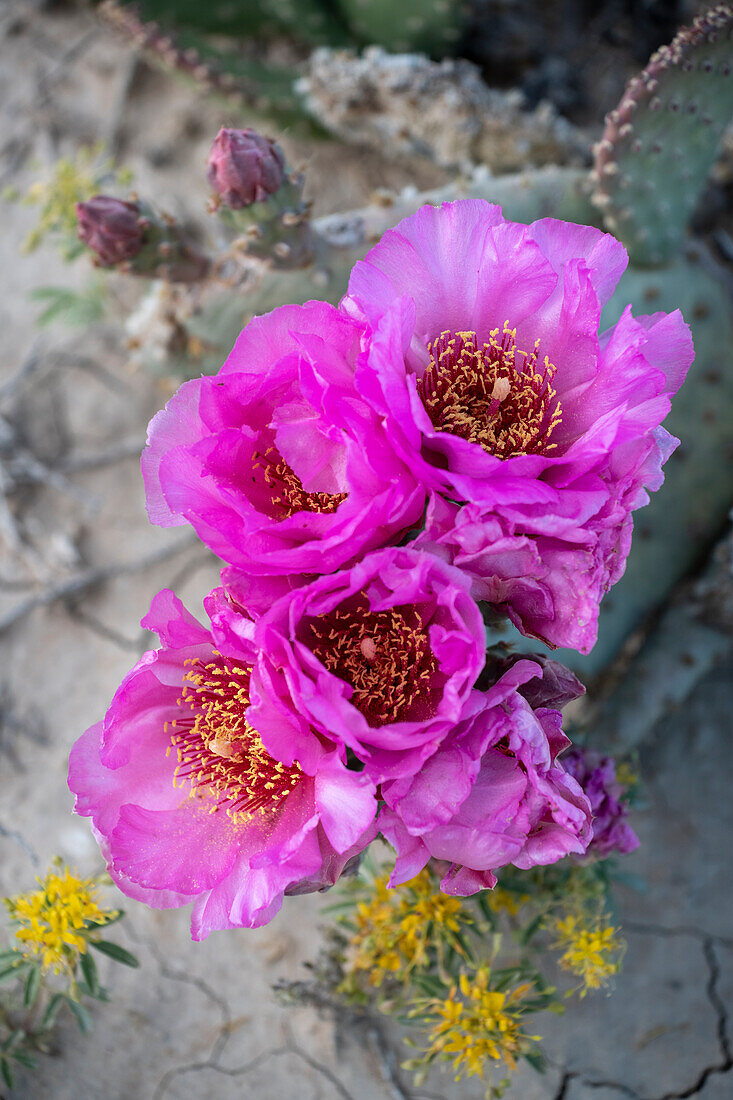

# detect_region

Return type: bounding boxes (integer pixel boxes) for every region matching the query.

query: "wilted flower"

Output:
[68,589,377,939]
[247,546,486,782]
[207,127,285,208]
[562,746,639,858]
[343,200,693,652]
[142,301,422,612]
[378,656,592,893]
[76,195,145,266]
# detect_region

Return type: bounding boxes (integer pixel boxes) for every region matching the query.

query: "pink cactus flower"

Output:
[67,589,377,939]
[245,546,486,783]
[342,201,693,652]
[142,301,423,611]
[378,656,592,893]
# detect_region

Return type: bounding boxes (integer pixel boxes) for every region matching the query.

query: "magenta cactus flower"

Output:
[342,200,694,652]
[207,127,286,208]
[562,746,639,858]
[244,546,486,783]
[76,195,145,266]
[142,300,423,610]
[378,657,592,894]
[67,588,377,938]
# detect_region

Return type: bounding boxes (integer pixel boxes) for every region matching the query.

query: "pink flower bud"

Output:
[76,196,145,266]
[206,127,285,209]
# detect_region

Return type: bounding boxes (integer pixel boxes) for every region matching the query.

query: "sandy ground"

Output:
[1,5,732,1099]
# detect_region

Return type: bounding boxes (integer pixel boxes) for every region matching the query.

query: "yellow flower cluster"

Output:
[347,869,467,986]
[4,866,117,974]
[486,888,531,917]
[423,966,535,1081]
[16,144,132,254]
[552,913,622,996]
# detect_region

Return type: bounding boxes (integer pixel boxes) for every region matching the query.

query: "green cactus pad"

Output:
[552,248,733,676]
[335,0,466,55]
[124,0,351,45]
[591,4,733,266]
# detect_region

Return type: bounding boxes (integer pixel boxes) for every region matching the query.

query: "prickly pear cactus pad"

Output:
[591,4,733,266]
[335,0,466,55]
[552,248,733,676]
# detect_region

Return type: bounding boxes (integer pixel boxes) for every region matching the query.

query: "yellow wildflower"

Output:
[345,869,468,987]
[4,865,118,974]
[486,888,530,917]
[551,912,623,996]
[419,965,537,1082]
[18,144,132,254]
[614,761,638,790]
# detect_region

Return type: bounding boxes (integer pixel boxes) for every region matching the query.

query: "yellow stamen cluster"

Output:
[252,442,346,518]
[4,867,116,974]
[307,598,438,727]
[421,967,536,1081]
[418,326,562,459]
[551,913,623,996]
[167,654,302,823]
[346,871,466,986]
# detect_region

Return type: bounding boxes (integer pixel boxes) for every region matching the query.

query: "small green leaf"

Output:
[523,1047,547,1073]
[29,283,106,328]
[80,951,100,996]
[2,1030,25,1053]
[0,960,29,984]
[518,912,545,945]
[1,1056,14,1089]
[41,992,65,1030]
[23,964,41,1007]
[90,940,139,968]
[10,1049,37,1070]
[65,996,93,1034]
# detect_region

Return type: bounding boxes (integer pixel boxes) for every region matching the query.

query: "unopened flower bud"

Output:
[206,127,285,209]
[76,196,145,266]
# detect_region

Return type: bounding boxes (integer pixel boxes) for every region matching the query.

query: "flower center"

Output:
[305,596,439,727]
[166,654,301,822]
[252,442,346,519]
[417,327,562,459]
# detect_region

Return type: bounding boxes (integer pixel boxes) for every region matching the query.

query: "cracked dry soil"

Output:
[1,3,732,1098]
